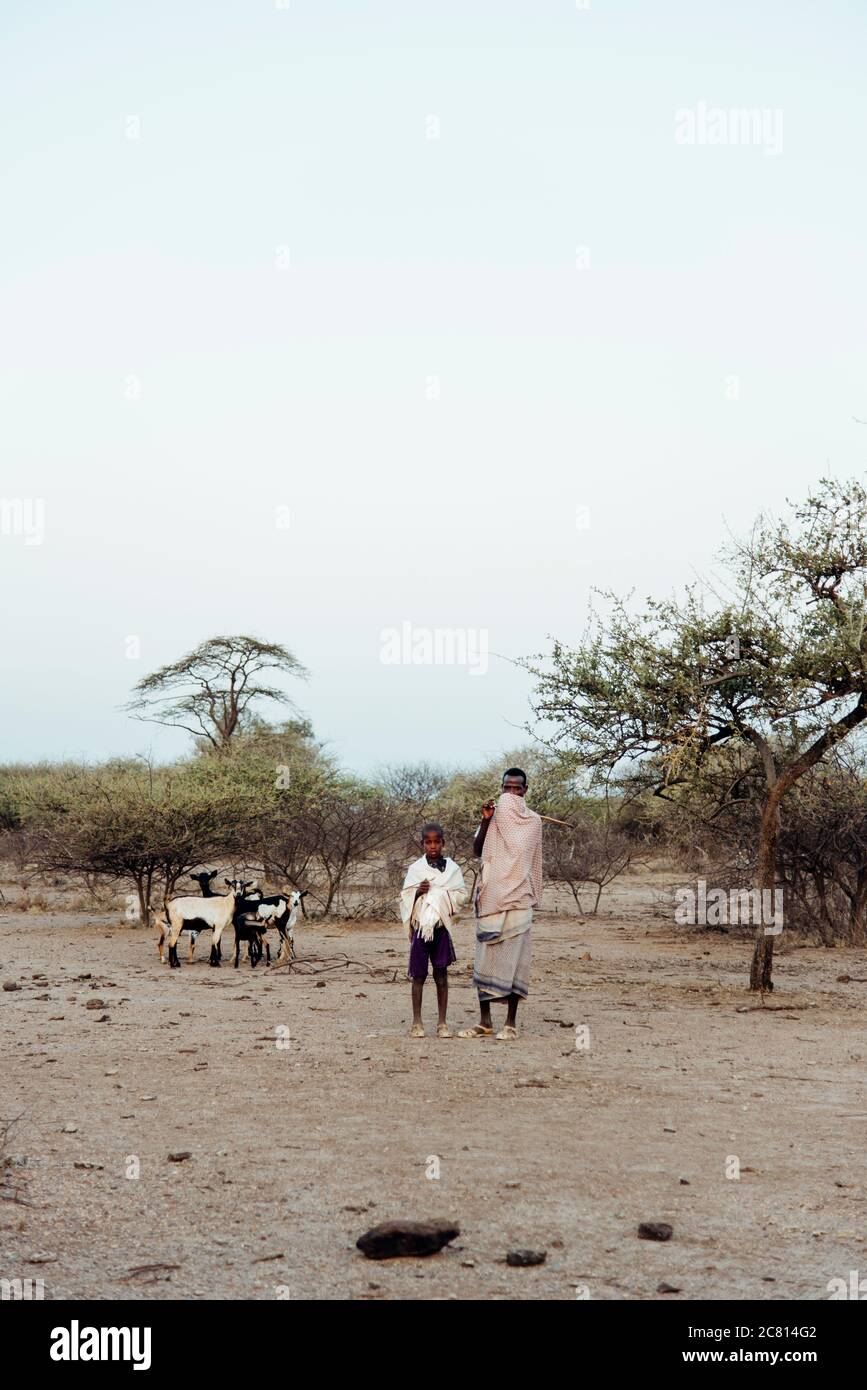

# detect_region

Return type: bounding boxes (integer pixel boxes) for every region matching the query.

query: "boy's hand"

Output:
[481,799,496,820]
[415,880,431,897]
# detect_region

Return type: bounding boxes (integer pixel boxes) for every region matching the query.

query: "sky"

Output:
[2,1,866,774]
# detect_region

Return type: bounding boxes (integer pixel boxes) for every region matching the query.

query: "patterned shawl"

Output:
[475,792,543,917]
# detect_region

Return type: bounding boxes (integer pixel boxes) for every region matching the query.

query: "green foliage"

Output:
[12,758,259,918]
[521,478,867,987]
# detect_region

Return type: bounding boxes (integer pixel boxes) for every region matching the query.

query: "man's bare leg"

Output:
[479,992,520,1029]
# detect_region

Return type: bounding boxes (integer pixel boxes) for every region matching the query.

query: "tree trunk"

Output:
[749,796,779,991]
[814,872,836,946]
[134,872,149,926]
[848,869,867,946]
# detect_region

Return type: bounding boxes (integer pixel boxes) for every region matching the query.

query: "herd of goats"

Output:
[153,870,308,970]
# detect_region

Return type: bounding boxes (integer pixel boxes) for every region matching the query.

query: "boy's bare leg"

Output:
[433,968,448,1026]
[411,978,425,1033]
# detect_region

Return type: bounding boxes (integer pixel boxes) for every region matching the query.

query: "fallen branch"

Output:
[272,952,396,978]
[122,1262,182,1281]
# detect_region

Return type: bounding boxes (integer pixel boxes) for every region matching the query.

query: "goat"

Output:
[273,889,307,965]
[164,885,241,968]
[221,879,265,967]
[154,869,225,964]
[248,888,308,967]
[189,869,220,895]
[182,869,223,962]
[232,907,266,969]
[227,880,268,968]
[227,883,308,968]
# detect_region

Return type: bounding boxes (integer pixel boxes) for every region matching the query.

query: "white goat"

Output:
[163,886,241,968]
[153,870,225,964]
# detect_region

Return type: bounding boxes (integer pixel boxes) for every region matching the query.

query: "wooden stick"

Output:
[484,798,572,828]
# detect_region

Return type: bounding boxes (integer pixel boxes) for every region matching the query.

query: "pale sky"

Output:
[2,1,865,772]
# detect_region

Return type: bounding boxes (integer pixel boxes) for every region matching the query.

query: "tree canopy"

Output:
[126,635,308,751]
[522,477,867,989]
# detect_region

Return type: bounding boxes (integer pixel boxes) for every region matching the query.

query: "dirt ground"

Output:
[2,866,866,1301]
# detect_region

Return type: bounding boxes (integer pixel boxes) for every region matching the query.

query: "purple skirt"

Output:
[408,925,457,980]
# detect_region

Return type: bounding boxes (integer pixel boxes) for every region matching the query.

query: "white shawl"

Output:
[399,856,467,941]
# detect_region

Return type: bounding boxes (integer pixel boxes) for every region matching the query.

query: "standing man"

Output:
[458,767,542,1041]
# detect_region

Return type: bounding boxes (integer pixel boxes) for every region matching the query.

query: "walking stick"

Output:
[483,797,573,828]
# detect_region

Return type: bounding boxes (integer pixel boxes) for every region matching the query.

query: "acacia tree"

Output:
[306,781,398,916]
[776,748,867,945]
[523,478,867,991]
[18,759,255,920]
[545,819,636,914]
[126,635,308,752]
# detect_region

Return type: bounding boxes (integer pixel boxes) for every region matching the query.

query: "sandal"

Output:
[409,1022,425,1038]
[457,1025,494,1038]
[496,1025,518,1040]
[436,1023,453,1039]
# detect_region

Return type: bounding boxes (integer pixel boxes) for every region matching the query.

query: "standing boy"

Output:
[400,822,467,1038]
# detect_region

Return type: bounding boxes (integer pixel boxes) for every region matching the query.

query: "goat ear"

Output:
[224,878,232,886]
[300,890,309,898]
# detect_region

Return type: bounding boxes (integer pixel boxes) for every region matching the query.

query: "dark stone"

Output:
[356,1220,460,1260]
[168,1151,193,1163]
[639,1222,673,1242]
[506,1248,547,1267]
[657,1281,681,1294]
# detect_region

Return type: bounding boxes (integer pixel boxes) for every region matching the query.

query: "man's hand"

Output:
[474,802,496,857]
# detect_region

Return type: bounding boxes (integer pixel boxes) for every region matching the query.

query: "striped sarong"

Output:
[473,908,532,999]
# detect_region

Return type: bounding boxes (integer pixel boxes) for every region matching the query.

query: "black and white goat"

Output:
[229,881,308,968]
[269,888,307,965]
